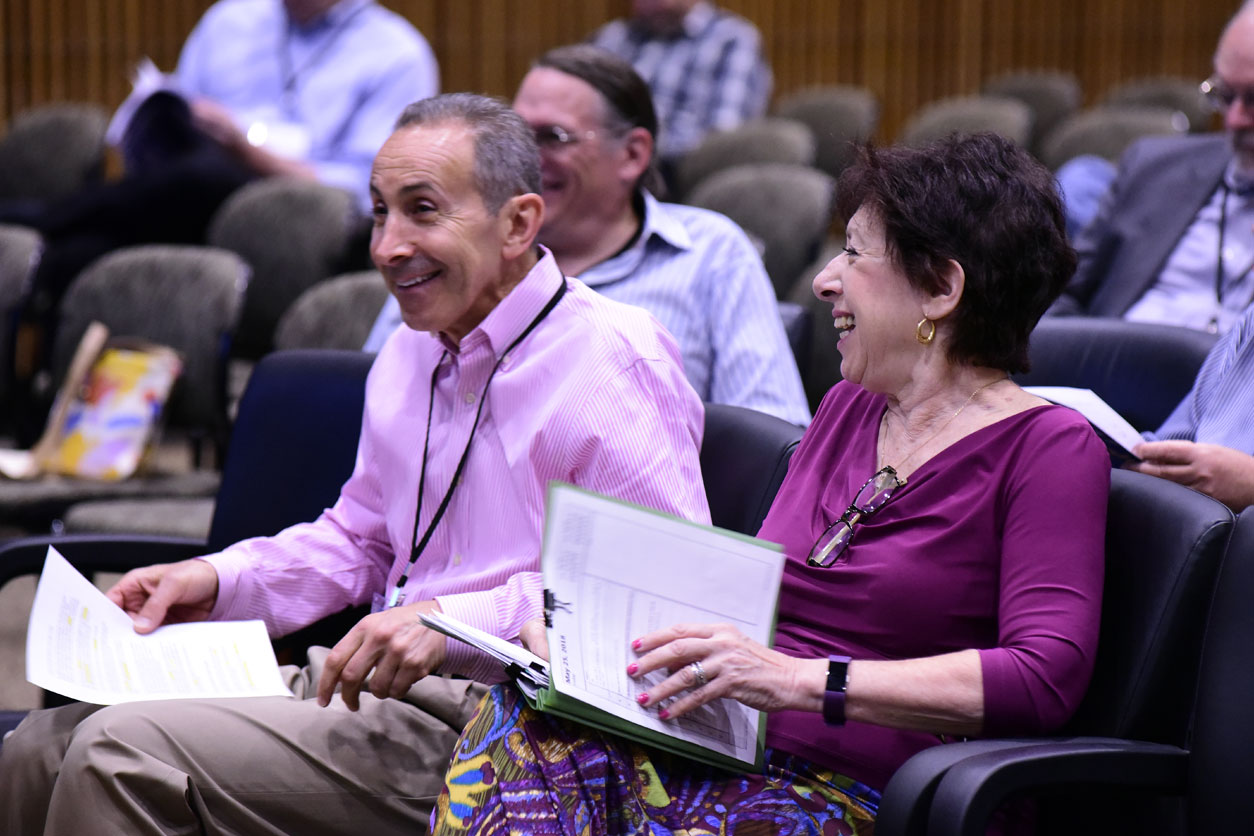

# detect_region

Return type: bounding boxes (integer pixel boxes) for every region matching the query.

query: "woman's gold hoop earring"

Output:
[915,317,936,345]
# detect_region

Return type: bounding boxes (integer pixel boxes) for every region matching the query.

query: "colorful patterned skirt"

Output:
[432,684,881,835]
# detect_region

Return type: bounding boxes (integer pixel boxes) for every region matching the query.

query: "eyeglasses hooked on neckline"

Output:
[807,466,904,568]
[533,124,599,150]
[1200,75,1254,113]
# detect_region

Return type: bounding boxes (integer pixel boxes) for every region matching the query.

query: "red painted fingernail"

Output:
[631,638,642,650]
[636,693,649,705]
[658,708,670,720]
[626,662,639,675]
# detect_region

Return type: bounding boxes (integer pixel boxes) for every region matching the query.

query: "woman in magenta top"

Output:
[431,133,1109,834]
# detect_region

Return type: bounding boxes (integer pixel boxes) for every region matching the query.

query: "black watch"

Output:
[823,655,851,726]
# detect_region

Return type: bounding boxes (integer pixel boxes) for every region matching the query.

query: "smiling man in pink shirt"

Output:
[0,94,708,836]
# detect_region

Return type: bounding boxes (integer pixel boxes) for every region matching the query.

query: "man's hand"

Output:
[188,97,316,179]
[106,559,220,634]
[189,97,248,153]
[519,618,549,661]
[316,600,447,711]
[1131,440,1254,510]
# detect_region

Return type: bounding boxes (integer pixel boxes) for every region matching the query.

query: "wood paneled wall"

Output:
[0,0,1239,142]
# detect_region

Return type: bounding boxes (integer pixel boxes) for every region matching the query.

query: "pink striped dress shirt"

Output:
[203,250,710,682]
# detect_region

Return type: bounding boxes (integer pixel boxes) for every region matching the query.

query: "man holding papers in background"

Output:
[0,93,708,836]
[1131,304,1254,509]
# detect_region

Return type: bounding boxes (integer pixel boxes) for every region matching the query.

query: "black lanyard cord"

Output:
[1213,182,1254,333]
[277,2,369,114]
[391,278,568,601]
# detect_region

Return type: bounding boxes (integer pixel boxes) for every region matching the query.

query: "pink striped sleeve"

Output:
[203,382,396,637]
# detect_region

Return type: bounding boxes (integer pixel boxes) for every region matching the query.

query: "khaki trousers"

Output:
[0,648,487,836]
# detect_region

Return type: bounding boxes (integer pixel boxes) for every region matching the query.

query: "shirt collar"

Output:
[291,0,370,32]
[1226,158,1254,197]
[442,247,565,359]
[578,191,692,287]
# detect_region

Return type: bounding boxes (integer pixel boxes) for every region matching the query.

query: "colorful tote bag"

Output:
[0,322,183,481]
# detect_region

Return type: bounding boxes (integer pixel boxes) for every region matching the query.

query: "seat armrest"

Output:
[0,534,208,589]
[877,739,1053,836]
[926,738,1188,836]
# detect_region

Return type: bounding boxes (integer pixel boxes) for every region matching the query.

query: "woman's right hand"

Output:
[106,559,220,634]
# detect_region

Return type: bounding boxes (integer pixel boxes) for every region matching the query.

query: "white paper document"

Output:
[1024,385,1144,459]
[27,547,293,704]
[105,57,184,147]
[542,484,785,769]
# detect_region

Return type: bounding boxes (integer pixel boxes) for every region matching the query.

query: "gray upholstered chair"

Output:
[207,177,364,359]
[1103,75,1213,133]
[274,270,390,351]
[0,224,42,415]
[685,162,834,298]
[981,70,1083,158]
[0,244,248,529]
[774,85,879,179]
[898,95,1033,148]
[1013,318,1216,433]
[675,117,816,200]
[0,103,108,202]
[1037,105,1186,171]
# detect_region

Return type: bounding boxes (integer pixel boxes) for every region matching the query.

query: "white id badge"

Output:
[245,119,313,159]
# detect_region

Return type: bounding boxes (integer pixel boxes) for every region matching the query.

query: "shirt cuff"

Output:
[436,588,540,682]
[201,549,258,624]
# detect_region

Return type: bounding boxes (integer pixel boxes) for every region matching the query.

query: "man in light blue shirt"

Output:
[365,45,809,426]
[1133,304,1254,510]
[175,0,439,206]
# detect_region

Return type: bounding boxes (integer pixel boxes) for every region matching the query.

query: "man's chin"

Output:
[1230,132,1254,171]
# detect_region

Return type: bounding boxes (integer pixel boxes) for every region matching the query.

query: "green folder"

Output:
[532,482,785,773]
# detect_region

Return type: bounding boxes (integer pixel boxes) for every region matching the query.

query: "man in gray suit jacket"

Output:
[1051,2,1254,335]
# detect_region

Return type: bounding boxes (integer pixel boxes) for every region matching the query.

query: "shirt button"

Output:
[453,554,462,566]
[501,353,512,367]
[464,391,476,404]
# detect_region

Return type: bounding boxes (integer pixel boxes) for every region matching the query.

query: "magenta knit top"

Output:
[762,381,1110,791]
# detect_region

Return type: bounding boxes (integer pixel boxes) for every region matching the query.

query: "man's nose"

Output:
[371,218,414,263]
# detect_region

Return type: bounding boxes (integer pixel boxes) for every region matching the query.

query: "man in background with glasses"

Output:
[366,45,810,426]
[1051,0,1254,336]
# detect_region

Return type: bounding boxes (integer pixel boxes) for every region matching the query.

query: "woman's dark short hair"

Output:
[836,133,1075,373]
[533,44,664,194]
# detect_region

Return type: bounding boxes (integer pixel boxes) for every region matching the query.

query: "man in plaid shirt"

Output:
[591,0,771,187]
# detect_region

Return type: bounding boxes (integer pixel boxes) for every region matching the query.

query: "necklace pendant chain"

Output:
[880,376,1005,473]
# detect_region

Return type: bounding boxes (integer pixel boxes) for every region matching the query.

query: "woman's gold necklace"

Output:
[878,377,1006,475]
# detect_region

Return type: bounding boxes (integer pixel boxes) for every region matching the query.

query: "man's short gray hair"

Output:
[394,93,540,214]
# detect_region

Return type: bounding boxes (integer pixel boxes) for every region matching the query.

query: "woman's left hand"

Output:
[627,622,820,721]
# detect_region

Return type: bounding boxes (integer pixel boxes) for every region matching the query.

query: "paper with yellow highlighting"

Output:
[26,547,292,704]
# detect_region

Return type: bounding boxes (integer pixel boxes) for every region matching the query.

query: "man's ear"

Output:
[922,258,965,321]
[499,192,545,260]
[619,126,654,185]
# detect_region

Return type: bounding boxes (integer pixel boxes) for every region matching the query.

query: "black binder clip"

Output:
[543,588,572,627]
